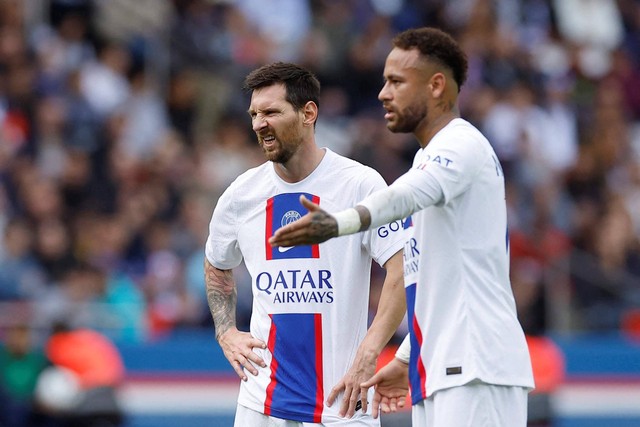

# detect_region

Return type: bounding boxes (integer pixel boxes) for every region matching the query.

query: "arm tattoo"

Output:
[204,260,237,341]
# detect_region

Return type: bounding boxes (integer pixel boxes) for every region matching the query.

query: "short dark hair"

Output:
[243,62,321,111]
[393,27,468,91]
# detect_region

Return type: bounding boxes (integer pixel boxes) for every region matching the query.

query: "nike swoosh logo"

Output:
[278,246,294,253]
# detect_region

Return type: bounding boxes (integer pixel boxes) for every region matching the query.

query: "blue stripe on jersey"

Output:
[265,193,320,260]
[265,313,323,422]
[406,283,427,404]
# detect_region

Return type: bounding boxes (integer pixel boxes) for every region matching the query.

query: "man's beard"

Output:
[265,145,294,164]
[261,138,297,164]
[388,102,427,133]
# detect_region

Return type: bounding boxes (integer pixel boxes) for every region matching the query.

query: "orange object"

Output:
[46,329,125,389]
[376,344,399,371]
[622,309,640,341]
[526,335,565,394]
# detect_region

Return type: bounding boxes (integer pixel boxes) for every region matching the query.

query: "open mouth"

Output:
[261,135,276,147]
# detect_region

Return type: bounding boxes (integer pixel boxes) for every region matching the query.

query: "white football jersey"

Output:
[205,148,407,424]
[396,119,535,402]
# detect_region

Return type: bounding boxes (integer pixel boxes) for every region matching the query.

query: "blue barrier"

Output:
[551,332,640,377]
[117,329,640,377]
[117,329,234,374]
[113,330,640,427]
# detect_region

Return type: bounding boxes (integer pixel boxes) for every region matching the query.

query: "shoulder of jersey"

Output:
[229,162,271,188]
[331,153,380,178]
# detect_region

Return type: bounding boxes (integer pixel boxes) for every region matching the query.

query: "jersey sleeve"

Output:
[204,185,243,270]
[415,128,487,205]
[357,126,488,231]
[358,168,443,231]
[359,169,408,267]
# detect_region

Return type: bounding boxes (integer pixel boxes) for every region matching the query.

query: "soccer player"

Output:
[270,28,535,426]
[204,62,408,426]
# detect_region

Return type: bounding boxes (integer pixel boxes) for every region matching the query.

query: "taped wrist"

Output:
[395,334,411,364]
[333,208,361,236]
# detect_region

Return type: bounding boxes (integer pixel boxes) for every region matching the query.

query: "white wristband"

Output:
[395,333,411,364]
[333,208,361,236]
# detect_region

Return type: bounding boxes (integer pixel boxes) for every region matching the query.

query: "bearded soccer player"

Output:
[270,28,535,427]
[205,62,408,426]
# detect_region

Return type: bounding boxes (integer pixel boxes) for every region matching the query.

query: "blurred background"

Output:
[0,0,639,426]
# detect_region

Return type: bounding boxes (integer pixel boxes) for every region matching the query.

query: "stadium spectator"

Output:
[39,320,125,427]
[0,217,47,301]
[0,323,51,427]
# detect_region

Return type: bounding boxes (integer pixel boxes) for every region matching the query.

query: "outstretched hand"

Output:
[269,195,339,247]
[360,358,409,419]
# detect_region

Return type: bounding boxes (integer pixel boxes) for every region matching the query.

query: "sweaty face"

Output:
[248,84,305,164]
[378,48,429,134]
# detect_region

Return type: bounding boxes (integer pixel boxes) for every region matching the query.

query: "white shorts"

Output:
[412,382,529,427]
[234,404,379,427]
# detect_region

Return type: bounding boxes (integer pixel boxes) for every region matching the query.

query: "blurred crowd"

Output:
[0,0,639,348]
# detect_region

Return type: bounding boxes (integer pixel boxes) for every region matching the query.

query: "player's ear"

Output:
[429,72,446,98]
[302,101,318,126]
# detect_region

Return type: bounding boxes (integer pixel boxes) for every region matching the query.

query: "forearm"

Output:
[337,185,420,236]
[335,186,415,236]
[357,185,417,231]
[359,251,406,357]
[204,259,237,341]
[337,171,444,235]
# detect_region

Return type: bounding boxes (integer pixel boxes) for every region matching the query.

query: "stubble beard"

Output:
[265,146,294,164]
[387,102,428,134]
[261,136,298,165]
[259,115,305,164]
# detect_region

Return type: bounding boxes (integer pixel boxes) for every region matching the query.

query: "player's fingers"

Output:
[249,338,267,350]
[234,352,259,376]
[360,372,380,389]
[269,227,306,247]
[389,397,397,412]
[379,397,391,414]
[326,381,345,406]
[397,396,406,408]
[337,384,353,417]
[371,391,382,418]
[343,387,359,418]
[371,399,379,419]
[360,386,369,414]
[300,195,320,211]
[231,360,247,381]
[245,349,266,368]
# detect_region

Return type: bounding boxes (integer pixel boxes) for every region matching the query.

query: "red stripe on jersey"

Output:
[264,314,278,415]
[412,315,427,398]
[265,197,274,260]
[310,195,321,258]
[313,313,324,422]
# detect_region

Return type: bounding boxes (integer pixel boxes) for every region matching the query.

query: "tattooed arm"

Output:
[205,258,266,381]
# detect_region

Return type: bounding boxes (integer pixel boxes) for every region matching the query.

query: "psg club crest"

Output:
[282,210,302,226]
[265,192,320,260]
